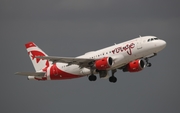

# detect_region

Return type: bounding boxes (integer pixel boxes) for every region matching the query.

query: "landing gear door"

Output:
[137,37,142,49]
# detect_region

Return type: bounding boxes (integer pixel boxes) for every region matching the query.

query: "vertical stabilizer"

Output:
[25,42,50,72]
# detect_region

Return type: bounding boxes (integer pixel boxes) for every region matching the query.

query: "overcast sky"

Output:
[0,0,180,113]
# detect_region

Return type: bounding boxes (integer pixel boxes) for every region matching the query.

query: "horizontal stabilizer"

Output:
[15,72,45,77]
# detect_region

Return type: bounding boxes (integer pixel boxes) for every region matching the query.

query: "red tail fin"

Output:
[25,42,50,72]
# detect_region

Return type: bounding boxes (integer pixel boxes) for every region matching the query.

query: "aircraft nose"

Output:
[159,40,166,48]
[156,40,166,51]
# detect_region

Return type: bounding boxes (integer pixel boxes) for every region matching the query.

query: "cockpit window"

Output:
[147,37,159,42]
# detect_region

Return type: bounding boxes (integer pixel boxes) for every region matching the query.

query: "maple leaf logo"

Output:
[28,51,46,63]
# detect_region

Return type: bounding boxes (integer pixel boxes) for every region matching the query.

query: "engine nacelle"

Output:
[95,57,113,70]
[123,59,145,72]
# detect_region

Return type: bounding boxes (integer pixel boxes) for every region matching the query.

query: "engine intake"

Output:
[123,59,145,72]
[95,57,113,70]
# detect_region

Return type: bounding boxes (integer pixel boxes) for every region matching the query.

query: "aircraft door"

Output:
[137,37,142,49]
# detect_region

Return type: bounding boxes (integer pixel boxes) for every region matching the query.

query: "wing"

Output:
[15,72,45,77]
[36,56,95,68]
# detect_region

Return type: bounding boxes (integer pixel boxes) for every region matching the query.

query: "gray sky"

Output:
[0,0,179,113]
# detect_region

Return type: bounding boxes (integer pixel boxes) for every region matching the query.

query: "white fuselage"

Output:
[50,36,166,78]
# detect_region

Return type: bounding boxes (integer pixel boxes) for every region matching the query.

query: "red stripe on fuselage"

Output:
[49,64,81,80]
[35,77,47,81]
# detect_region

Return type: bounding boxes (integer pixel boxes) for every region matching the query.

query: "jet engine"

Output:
[123,59,145,72]
[95,57,113,70]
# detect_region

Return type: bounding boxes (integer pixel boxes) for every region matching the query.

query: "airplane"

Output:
[15,36,166,83]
